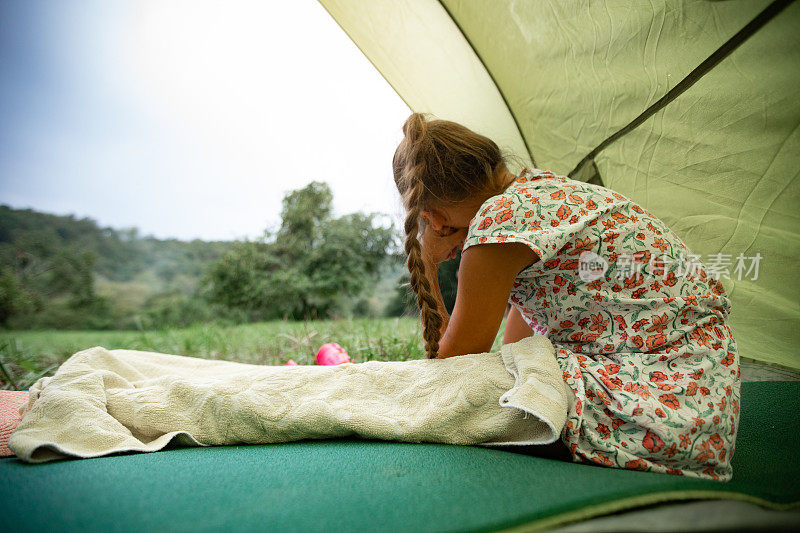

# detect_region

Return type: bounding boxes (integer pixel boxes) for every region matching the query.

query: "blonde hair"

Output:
[392,112,517,358]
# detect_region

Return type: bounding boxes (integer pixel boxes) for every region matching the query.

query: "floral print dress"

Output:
[462,167,740,481]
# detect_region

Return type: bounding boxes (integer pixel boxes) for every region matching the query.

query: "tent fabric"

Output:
[317,0,530,163]
[318,0,800,370]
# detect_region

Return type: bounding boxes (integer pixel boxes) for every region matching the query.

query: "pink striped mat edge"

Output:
[1,390,30,457]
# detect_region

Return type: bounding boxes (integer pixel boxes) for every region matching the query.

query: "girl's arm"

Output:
[434,243,538,358]
[503,305,534,345]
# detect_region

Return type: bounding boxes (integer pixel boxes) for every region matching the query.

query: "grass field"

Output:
[0,317,507,390]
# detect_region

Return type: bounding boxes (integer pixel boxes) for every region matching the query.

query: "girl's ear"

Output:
[420,209,447,231]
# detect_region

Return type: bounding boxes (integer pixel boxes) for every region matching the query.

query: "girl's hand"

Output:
[420,222,468,265]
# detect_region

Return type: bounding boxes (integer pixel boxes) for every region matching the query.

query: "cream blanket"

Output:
[9,335,570,463]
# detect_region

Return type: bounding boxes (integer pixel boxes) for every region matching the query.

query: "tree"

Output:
[205,182,396,320]
[385,251,460,317]
[384,271,417,317]
[0,265,33,326]
[276,181,333,255]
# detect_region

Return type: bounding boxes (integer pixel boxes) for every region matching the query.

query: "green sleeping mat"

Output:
[1,381,798,532]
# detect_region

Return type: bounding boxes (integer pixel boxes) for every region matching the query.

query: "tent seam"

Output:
[569,0,796,179]
[435,0,536,167]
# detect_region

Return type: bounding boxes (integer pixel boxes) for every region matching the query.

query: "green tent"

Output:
[319,0,800,371]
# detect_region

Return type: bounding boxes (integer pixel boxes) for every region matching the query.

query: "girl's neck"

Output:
[488,168,520,197]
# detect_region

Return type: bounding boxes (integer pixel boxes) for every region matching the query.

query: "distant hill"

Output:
[0,205,232,286]
[0,205,408,330]
[0,205,233,329]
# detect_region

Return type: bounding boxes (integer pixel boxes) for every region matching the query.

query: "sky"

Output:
[0,0,411,241]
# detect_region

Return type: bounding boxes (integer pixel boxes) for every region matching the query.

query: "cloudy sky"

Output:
[0,0,411,241]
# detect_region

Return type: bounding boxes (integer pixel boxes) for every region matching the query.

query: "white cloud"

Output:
[117,0,411,239]
[1,0,410,241]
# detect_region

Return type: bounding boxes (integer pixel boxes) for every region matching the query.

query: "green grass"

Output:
[0,317,507,390]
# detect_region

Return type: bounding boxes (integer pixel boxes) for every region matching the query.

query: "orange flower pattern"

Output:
[462,167,740,481]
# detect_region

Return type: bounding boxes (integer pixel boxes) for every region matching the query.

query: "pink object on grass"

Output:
[315,343,351,365]
[284,360,298,366]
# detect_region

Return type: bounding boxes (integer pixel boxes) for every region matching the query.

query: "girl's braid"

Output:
[403,171,444,359]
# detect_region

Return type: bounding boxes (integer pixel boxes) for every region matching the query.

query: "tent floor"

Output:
[1,380,798,532]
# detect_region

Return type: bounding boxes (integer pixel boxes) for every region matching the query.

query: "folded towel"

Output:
[9,335,569,463]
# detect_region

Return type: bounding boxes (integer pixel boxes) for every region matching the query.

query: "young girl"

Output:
[392,112,740,481]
